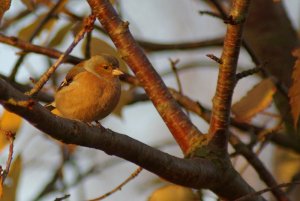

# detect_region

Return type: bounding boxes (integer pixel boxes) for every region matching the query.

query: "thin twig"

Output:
[0,131,15,185]
[169,58,189,116]
[205,0,260,65]
[26,15,96,97]
[0,33,82,64]
[87,0,204,155]
[206,54,223,64]
[88,167,143,201]
[9,0,65,81]
[199,10,222,19]
[169,59,183,95]
[54,194,70,201]
[208,0,228,19]
[236,66,262,81]
[234,181,300,201]
[1,32,299,154]
[230,134,290,201]
[0,9,31,30]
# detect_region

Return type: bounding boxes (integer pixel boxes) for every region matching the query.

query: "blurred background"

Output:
[0,0,300,200]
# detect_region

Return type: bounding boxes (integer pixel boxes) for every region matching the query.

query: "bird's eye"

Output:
[103,65,109,70]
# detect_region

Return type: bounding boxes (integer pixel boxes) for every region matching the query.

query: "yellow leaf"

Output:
[48,23,72,47]
[113,88,135,118]
[82,37,128,72]
[148,185,198,201]
[289,49,300,128]
[1,155,22,201]
[18,12,57,41]
[0,0,11,23]
[0,110,22,151]
[232,78,276,122]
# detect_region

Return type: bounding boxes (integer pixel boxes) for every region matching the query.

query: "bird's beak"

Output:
[112,69,124,76]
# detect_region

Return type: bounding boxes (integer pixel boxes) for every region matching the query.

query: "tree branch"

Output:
[0,33,82,64]
[0,78,217,189]
[87,0,204,155]
[1,34,298,155]
[138,37,223,52]
[9,0,65,81]
[208,0,251,150]
[230,135,290,201]
[0,78,266,201]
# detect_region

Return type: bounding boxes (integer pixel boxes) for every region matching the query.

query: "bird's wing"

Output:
[57,62,86,91]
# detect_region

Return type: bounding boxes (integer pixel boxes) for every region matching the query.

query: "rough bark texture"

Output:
[87,0,205,155]
[244,0,299,135]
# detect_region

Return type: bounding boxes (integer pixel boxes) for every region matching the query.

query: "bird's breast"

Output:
[55,72,121,122]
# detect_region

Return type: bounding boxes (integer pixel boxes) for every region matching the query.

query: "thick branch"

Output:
[87,0,204,154]
[1,34,298,154]
[230,135,290,201]
[244,0,298,134]
[0,78,265,201]
[208,0,251,149]
[0,78,217,189]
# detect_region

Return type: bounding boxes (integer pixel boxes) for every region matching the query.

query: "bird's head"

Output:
[84,54,123,79]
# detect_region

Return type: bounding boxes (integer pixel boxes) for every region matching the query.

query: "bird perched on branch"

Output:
[49,54,123,122]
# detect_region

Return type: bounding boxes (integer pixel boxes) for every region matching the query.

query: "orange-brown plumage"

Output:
[54,55,123,122]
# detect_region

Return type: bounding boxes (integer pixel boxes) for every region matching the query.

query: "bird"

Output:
[49,54,123,122]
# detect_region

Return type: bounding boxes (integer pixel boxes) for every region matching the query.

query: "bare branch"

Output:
[208,0,251,149]
[88,167,142,201]
[234,182,300,201]
[9,0,66,81]
[87,0,204,155]
[230,135,290,201]
[26,15,95,96]
[0,78,219,189]
[0,33,82,64]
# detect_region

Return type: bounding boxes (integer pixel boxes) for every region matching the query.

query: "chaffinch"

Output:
[51,54,123,122]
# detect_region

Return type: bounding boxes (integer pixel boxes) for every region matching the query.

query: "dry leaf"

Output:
[0,0,11,23]
[0,110,22,151]
[232,78,276,122]
[113,88,135,118]
[48,23,72,47]
[18,12,57,41]
[1,155,22,201]
[288,49,300,128]
[148,185,198,201]
[82,37,128,72]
